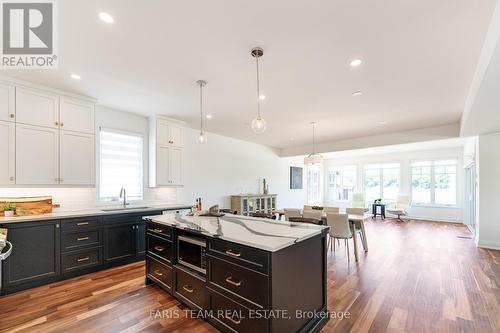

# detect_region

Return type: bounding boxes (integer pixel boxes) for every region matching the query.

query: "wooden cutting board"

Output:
[0,196,60,216]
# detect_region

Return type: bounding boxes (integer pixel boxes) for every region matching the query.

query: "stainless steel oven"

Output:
[177,235,207,275]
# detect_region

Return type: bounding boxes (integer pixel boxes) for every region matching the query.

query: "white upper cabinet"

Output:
[0,83,15,122]
[59,96,95,134]
[169,123,183,147]
[0,121,15,185]
[157,119,170,146]
[156,146,170,186]
[16,87,59,128]
[60,131,94,185]
[169,147,183,185]
[16,124,59,185]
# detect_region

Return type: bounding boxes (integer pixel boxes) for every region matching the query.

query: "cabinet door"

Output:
[0,82,15,122]
[2,220,60,288]
[60,131,94,185]
[136,223,146,256]
[0,121,15,185]
[168,123,183,147]
[59,97,95,134]
[169,147,183,185]
[16,124,59,184]
[104,224,136,263]
[16,87,59,128]
[157,120,170,146]
[157,146,170,185]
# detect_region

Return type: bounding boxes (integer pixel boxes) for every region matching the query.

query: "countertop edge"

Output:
[0,205,192,224]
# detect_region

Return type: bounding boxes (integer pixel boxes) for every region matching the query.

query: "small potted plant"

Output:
[3,203,16,217]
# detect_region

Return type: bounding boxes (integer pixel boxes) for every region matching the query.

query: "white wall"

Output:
[179,127,307,209]
[476,132,500,249]
[323,147,464,222]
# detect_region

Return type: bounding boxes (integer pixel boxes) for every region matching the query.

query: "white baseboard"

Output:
[477,240,500,250]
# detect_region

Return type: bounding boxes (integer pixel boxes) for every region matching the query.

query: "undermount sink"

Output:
[101,206,149,212]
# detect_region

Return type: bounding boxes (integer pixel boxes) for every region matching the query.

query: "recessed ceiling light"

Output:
[98,12,114,23]
[379,121,387,125]
[259,95,266,100]
[206,114,212,119]
[350,59,362,67]
[70,73,81,80]
[352,91,362,97]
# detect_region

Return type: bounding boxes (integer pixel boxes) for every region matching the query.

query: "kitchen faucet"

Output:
[119,188,127,208]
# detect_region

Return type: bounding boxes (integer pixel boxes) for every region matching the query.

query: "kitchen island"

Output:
[144,213,330,333]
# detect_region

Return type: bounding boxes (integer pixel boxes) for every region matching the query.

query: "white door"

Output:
[60,97,95,134]
[0,121,15,185]
[16,87,59,128]
[169,124,183,147]
[16,124,59,184]
[0,83,15,122]
[156,146,170,185]
[60,131,95,185]
[170,147,183,185]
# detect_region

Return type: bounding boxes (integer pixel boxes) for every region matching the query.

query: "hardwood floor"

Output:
[0,219,499,333]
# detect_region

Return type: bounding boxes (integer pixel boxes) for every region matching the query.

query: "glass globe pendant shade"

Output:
[251,117,267,133]
[197,131,207,144]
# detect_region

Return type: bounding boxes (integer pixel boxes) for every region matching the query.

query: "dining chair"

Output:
[346,207,365,216]
[284,208,302,221]
[302,209,323,222]
[324,206,340,214]
[326,213,359,262]
[303,205,314,211]
[352,193,370,212]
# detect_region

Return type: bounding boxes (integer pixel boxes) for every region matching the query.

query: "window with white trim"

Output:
[364,163,400,203]
[327,165,356,201]
[307,165,322,204]
[411,160,457,206]
[99,129,144,202]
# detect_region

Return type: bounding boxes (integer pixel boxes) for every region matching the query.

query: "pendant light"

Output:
[304,122,323,165]
[196,80,207,144]
[250,47,266,133]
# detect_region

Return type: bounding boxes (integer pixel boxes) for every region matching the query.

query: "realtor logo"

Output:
[1,0,57,68]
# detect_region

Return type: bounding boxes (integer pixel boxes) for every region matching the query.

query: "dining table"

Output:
[273,209,370,262]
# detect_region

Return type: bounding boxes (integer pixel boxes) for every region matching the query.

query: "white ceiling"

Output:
[2,0,496,149]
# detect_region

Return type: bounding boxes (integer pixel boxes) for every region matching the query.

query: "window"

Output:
[327,166,356,201]
[411,160,457,206]
[99,129,144,202]
[307,165,322,204]
[364,163,400,203]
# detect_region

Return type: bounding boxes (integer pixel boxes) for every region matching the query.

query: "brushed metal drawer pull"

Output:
[76,222,89,226]
[225,249,241,257]
[77,257,90,262]
[225,276,241,287]
[182,285,194,293]
[226,316,241,325]
[154,246,165,252]
[153,270,163,277]
[77,236,89,241]
[152,228,164,233]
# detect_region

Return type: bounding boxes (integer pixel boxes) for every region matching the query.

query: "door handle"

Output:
[225,276,241,287]
[182,285,194,293]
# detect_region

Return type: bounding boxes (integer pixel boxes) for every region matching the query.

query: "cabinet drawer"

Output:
[207,287,268,333]
[175,267,206,309]
[62,230,100,251]
[147,233,173,263]
[62,217,100,230]
[147,256,173,291]
[146,222,172,239]
[208,257,269,308]
[208,239,269,274]
[61,247,101,273]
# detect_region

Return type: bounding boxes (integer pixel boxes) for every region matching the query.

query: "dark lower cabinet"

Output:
[136,223,146,256]
[104,223,137,263]
[1,220,61,293]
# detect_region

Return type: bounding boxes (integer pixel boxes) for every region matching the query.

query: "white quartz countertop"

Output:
[144,213,329,252]
[0,204,192,224]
